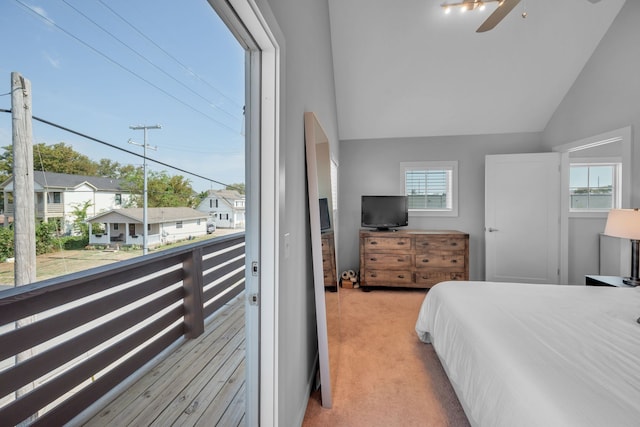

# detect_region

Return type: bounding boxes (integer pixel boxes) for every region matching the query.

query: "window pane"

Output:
[570,164,616,210]
[405,169,451,209]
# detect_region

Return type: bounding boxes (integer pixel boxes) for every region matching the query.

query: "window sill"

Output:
[409,209,458,218]
[569,211,609,219]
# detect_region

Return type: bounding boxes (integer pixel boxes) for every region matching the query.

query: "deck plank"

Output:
[83,294,246,426]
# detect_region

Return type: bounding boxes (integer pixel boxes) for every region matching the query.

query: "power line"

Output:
[29,113,234,188]
[96,0,243,111]
[12,0,241,136]
[0,110,244,192]
[61,0,242,123]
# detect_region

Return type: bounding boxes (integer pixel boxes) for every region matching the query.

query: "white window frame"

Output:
[569,157,622,218]
[400,161,458,217]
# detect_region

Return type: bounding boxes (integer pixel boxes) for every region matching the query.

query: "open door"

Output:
[485,153,561,284]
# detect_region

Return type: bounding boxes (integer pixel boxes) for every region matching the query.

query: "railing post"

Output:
[183,247,205,339]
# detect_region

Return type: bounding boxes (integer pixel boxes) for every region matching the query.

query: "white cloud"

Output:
[43,52,61,69]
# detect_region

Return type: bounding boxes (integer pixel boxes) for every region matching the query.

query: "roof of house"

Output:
[207,189,244,201]
[1,171,127,191]
[87,207,208,224]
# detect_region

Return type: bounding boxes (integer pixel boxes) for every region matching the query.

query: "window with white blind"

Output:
[400,161,458,217]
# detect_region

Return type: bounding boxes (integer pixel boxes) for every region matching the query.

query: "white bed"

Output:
[415,281,640,427]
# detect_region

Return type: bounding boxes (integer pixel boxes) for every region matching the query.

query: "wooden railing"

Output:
[0,233,246,426]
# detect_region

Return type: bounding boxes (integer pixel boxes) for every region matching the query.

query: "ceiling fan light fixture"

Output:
[441,0,501,14]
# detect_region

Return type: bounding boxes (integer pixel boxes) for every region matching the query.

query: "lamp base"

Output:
[622,277,640,287]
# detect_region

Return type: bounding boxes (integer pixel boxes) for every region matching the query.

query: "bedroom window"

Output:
[569,161,621,212]
[400,161,458,217]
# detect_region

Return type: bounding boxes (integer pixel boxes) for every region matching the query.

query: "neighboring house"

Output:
[196,189,245,229]
[86,207,208,247]
[0,171,132,235]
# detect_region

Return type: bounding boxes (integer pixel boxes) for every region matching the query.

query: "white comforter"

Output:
[415,281,640,427]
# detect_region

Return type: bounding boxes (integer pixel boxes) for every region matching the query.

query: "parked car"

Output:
[207,223,216,234]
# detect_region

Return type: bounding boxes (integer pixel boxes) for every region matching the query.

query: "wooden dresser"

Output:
[321,231,337,287]
[359,229,469,289]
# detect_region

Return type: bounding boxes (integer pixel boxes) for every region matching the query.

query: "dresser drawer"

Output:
[363,253,412,269]
[415,254,465,269]
[364,236,411,252]
[364,269,413,285]
[415,236,465,251]
[415,271,466,286]
[323,269,336,284]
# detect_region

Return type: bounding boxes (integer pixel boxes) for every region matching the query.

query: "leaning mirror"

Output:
[304,112,340,408]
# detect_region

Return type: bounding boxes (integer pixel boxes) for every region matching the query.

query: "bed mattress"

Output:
[415,281,640,427]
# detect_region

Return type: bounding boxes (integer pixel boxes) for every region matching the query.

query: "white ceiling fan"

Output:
[442,0,603,33]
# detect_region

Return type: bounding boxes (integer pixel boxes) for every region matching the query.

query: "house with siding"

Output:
[0,171,132,235]
[196,189,245,229]
[86,207,208,247]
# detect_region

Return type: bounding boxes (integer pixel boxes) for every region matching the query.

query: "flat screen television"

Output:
[319,197,331,231]
[361,195,408,231]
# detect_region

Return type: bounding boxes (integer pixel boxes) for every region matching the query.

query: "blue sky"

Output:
[569,164,614,190]
[0,0,245,192]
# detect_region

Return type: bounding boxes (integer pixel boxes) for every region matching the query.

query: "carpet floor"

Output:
[302,287,470,427]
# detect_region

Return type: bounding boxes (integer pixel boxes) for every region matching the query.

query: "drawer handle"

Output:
[370,241,378,245]
[451,259,457,264]
[397,258,404,262]
[370,257,377,261]
[371,273,377,277]
[397,242,405,246]
[397,275,405,279]
[422,259,429,263]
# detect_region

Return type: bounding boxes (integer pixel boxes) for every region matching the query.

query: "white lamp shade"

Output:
[604,209,640,240]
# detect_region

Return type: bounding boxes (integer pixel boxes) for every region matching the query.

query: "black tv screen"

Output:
[361,195,408,231]
[319,197,331,231]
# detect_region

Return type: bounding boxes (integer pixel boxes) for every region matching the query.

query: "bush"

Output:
[59,235,89,250]
[36,221,58,255]
[0,226,14,261]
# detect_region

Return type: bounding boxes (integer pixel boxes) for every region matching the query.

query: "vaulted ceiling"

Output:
[328,0,627,141]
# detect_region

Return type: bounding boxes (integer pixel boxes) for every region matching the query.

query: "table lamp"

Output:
[604,208,640,286]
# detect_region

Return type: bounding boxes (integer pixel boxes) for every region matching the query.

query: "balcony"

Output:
[0,233,246,426]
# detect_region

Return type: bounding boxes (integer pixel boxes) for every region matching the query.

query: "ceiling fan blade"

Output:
[476,0,522,33]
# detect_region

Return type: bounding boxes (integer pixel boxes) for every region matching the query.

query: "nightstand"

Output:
[585,275,636,287]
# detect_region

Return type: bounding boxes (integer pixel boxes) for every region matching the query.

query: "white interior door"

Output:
[485,153,561,284]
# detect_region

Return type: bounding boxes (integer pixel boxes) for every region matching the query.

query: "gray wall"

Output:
[261,0,340,425]
[337,133,544,280]
[543,0,640,284]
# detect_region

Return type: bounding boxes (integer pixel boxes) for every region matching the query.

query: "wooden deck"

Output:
[82,293,246,427]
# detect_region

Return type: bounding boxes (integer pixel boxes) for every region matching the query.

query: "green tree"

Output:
[33,143,98,176]
[122,169,196,208]
[96,159,123,178]
[70,200,93,238]
[0,143,100,181]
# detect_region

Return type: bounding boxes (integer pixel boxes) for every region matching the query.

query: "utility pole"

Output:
[129,124,160,255]
[12,72,37,420]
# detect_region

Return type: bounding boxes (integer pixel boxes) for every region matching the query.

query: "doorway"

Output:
[207,1,281,425]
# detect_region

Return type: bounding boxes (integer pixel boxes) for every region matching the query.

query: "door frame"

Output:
[207,1,283,426]
[553,126,632,284]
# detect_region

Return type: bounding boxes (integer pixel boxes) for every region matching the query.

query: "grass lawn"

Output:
[0,229,243,287]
